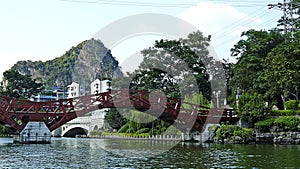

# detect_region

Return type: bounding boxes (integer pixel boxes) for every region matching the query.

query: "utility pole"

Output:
[268,0,300,40]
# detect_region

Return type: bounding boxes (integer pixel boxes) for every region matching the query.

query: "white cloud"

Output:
[179,2,247,35]
[178,1,263,61]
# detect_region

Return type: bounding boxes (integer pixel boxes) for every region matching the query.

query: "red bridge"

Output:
[0,89,238,139]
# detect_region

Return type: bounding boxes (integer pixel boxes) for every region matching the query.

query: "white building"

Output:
[67,82,80,98]
[90,79,111,117]
[90,79,111,95]
[67,79,111,98]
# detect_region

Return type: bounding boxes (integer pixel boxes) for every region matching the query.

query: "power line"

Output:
[61,0,196,8]
[212,13,280,54]
[212,8,277,40]
[61,0,271,8]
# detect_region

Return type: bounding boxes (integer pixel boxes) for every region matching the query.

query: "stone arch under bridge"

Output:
[62,124,90,137]
[52,110,106,137]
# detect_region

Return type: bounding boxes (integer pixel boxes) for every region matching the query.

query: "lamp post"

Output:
[236,87,240,109]
[213,90,221,108]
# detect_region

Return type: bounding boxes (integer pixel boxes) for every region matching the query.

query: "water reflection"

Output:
[0,137,13,145]
[100,139,179,158]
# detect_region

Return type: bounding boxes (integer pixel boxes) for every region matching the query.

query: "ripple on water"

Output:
[0,138,300,168]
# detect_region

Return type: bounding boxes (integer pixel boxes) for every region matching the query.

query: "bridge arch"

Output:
[93,125,99,131]
[61,124,89,137]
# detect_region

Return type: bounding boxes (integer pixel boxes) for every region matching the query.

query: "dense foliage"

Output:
[113,31,225,101]
[104,108,128,130]
[238,92,270,123]
[270,110,300,116]
[254,118,275,132]
[254,116,300,132]
[285,100,300,110]
[0,69,42,98]
[229,29,300,110]
[116,110,172,136]
[215,124,253,143]
[273,116,300,132]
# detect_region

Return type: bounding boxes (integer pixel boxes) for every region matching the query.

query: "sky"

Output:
[0,0,282,80]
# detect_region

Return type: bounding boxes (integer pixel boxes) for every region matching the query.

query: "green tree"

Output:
[238,92,270,124]
[230,29,284,93]
[104,108,128,130]
[259,38,300,108]
[0,69,42,99]
[115,31,213,100]
[112,31,216,134]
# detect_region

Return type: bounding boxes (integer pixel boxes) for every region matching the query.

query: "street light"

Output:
[236,87,240,109]
[213,90,221,108]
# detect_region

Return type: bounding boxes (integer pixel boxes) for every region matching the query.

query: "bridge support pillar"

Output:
[181,130,201,142]
[202,124,220,143]
[14,122,51,144]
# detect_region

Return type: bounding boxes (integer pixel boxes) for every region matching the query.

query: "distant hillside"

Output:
[11,39,123,88]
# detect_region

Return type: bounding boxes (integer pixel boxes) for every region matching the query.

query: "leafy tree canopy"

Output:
[0,69,42,99]
[238,92,270,124]
[114,31,221,102]
[229,28,300,109]
[104,108,128,130]
[230,29,284,93]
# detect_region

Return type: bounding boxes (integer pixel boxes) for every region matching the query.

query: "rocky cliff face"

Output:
[11,39,123,88]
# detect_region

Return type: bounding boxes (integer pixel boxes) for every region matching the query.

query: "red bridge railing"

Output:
[0,89,238,132]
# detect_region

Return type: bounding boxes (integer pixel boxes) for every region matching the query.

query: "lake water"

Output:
[0,137,299,168]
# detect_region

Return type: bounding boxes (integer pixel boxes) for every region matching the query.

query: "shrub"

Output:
[270,110,296,116]
[135,128,150,134]
[234,128,253,141]
[89,130,99,136]
[274,116,300,131]
[254,118,275,132]
[138,133,150,137]
[215,124,252,143]
[285,100,299,110]
[216,125,234,142]
[238,92,270,124]
[128,127,135,133]
[118,123,129,133]
[271,110,300,116]
[101,131,118,136]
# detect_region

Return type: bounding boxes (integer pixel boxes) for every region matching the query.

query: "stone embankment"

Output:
[215,132,300,144]
[256,132,300,144]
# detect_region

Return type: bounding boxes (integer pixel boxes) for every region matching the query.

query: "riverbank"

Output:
[212,131,300,144]
[90,131,300,144]
[3,132,300,145]
[207,124,300,144]
[256,131,300,144]
[90,134,182,141]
